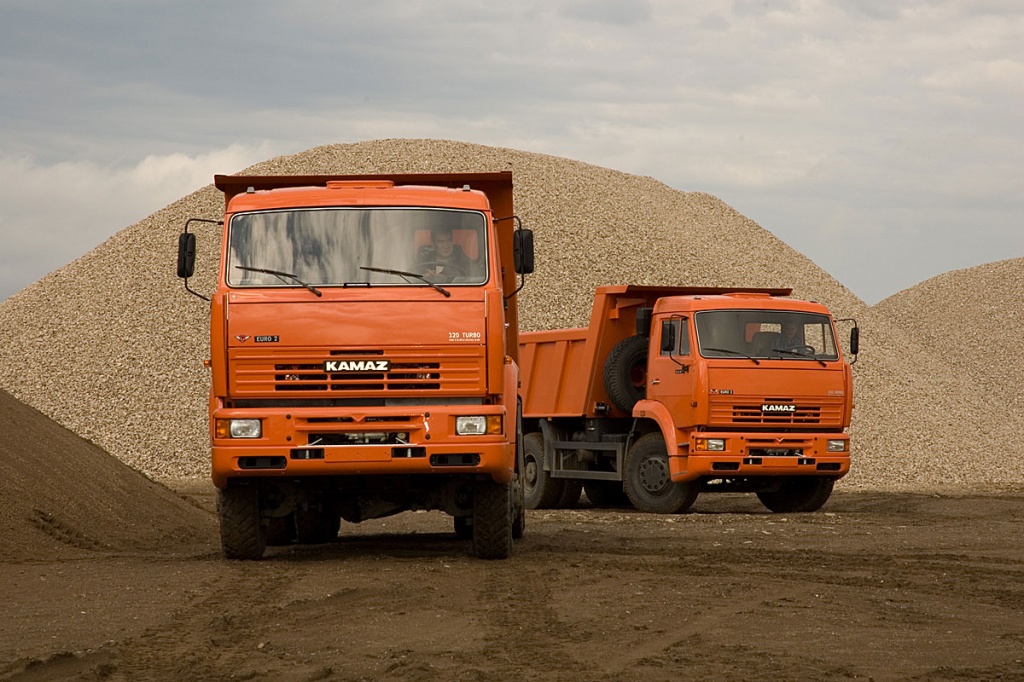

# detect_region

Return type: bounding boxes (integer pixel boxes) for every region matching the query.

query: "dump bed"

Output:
[519,284,791,418]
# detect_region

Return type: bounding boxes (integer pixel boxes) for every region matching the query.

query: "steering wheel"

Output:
[418,260,467,277]
[790,344,816,355]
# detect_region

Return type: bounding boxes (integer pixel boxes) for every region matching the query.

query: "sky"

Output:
[1,1,1021,305]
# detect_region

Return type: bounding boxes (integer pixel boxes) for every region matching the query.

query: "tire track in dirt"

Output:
[5,495,1024,681]
[471,562,600,681]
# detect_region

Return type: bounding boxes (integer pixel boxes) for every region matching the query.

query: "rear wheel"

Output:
[584,480,628,508]
[218,484,266,560]
[295,507,340,544]
[265,515,295,546]
[472,479,513,559]
[522,432,566,509]
[624,433,699,514]
[757,477,835,513]
[512,473,526,540]
[454,515,473,540]
[512,401,526,540]
[556,479,583,509]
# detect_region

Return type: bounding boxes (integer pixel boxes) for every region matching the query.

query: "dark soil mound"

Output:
[0,389,215,561]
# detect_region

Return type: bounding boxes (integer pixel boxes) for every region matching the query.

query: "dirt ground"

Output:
[3,483,1024,682]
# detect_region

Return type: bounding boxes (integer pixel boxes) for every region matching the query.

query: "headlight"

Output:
[695,438,726,451]
[455,415,502,435]
[218,418,261,439]
[827,439,848,452]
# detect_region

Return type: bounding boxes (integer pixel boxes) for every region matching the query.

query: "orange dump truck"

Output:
[177,172,534,559]
[519,285,858,513]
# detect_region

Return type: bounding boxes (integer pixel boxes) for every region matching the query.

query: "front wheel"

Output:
[472,479,513,559]
[757,477,835,513]
[218,484,266,560]
[624,433,699,514]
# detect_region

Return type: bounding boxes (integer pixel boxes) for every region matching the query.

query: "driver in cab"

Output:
[420,226,473,281]
[775,322,805,351]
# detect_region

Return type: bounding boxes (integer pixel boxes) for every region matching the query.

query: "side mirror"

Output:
[850,327,860,356]
[177,232,196,279]
[513,229,535,274]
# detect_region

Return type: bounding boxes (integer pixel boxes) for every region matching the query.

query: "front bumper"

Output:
[670,431,850,483]
[210,403,513,488]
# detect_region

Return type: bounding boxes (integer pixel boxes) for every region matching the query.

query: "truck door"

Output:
[646,315,695,426]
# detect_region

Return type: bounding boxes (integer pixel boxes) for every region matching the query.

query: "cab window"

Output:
[659,317,690,356]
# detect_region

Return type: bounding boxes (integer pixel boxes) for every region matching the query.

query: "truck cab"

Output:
[640,293,854,496]
[519,285,857,514]
[178,172,533,559]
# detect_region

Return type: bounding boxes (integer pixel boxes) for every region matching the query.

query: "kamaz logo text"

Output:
[324,360,390,372]
[761,404,797,413]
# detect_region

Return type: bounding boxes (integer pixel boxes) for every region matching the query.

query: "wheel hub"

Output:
[638,457,670,494]
[524,459,539,492]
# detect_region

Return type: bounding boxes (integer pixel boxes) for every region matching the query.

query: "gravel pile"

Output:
[0,387,214,560]
[0,139,1021,492]
[874,257,1024,418]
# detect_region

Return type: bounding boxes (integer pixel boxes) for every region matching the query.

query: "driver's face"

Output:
[433,234,454,258]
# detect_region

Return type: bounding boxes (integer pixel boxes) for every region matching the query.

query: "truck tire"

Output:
[756,477,835,513]
[454,515,473,540]
[624,433,699,514]
[295,508,341,544]
[265,515,296,546]
[584,480,628,508]
[472,479,513,559]
[218,484,266,560]
[556,480,583,509]
[523,432,566,509]
[512,471,526,540]
[604,335,649,413]
[513,502,526,540]
[512,402,526,540]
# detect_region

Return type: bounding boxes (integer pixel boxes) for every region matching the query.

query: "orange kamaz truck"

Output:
[177,172,534,559]
[519,285,858,514]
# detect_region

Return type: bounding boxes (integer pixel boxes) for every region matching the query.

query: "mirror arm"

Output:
[179,218,222,302]
[497,215,531,301]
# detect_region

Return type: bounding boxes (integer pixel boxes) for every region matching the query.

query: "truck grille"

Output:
[709,398,845,427]
[229,346,486,397]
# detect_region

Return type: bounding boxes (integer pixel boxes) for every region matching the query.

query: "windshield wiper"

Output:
[359,266,451,298]
[773,348,827,366]
[235,266,323,297]
[703,347,760,365]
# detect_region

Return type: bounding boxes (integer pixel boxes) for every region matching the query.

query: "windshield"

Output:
[694,309,839,360]
[226,207,488,288]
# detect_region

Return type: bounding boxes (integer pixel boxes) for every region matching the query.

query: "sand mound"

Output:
[0,388,215,561]
[0,138,1020,492]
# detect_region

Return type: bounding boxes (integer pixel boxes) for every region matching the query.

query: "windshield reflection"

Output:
[227,208,488,288]
[695,310,839,360]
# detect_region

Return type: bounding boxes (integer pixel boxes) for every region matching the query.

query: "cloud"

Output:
[559,0,654,25]
[0,1,1021,305]
[0,143,279,299]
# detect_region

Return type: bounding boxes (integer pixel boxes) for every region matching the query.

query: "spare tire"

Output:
[603,335,649,413]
